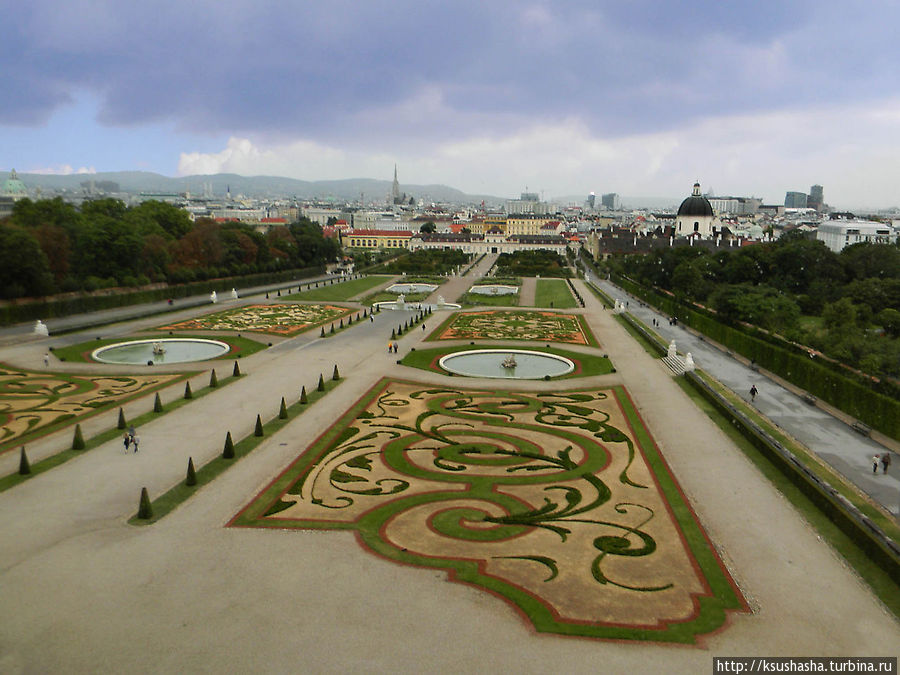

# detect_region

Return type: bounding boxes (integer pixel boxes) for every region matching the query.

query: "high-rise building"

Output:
[808,185,824,211]
[601,193,620,210]
[587,192,596,209]
[784,191,807,208]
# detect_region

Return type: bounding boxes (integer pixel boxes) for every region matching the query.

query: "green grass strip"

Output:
[129,377,343,525]
[673,374,900,621]
[532,279,577,309]
[283,275,391,301]
[613,314,665,357]
[0,374,239,493]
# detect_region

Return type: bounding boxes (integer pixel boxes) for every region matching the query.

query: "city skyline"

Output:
[3,1,900,208]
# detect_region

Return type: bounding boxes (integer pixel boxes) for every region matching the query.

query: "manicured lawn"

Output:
[283,275,392,301]
[400,344,614,378]
[52,334,268,364]
[532,279,576,309]
[459,292,519,307]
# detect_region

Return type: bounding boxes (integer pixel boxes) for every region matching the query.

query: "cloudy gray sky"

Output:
[2,0,899,207]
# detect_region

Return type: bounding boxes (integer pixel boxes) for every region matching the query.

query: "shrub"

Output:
[186,457,197,486]
[317,374,325,392]
[184,381,193,399]
[223,431,235,458]
[153,393,163,413]
[332,364,340,381]
[72,423,85,450]
[117,407,127,430]
[209,369,218,387]
[300,386,308,404]
[233,361,242,377]
[18,446,31,475]
[137,487,153,519]
[254,414,264,437]
[279,397,288,419]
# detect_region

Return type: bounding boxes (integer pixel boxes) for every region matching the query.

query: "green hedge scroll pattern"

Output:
[230,379,746,642]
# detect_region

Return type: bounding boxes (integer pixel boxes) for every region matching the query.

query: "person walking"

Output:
[123,433,130,453]
[872,454,880,473]
[750,385,758,403]
[881,452,892,474]
[133,435,140,453]
[43,353,50,367]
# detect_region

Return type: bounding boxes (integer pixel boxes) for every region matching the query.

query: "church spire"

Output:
[391,164,401,204]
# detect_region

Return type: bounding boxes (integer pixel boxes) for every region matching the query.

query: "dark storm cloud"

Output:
[3,0,899,143]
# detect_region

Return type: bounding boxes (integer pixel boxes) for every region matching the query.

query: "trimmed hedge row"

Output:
[685,371,900,580]
[612,273,900,440]
[0,266,323,326]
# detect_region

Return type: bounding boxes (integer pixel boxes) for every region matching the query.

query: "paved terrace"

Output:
[0,276,897,672]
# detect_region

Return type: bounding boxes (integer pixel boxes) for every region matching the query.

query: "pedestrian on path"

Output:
[133,435,140,453]
[881,452,891,474]
[872,454,880,473]
[750,385,758,403]
[123,434,130,453]
[422,323,426,331]
[43,353,49,367]
[387,342,392,354]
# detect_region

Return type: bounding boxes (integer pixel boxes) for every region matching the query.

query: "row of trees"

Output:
[0,198,340,299]
[611,232,900,378]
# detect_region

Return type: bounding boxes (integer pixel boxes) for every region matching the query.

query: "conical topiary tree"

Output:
[186,457,197,486]
[18,446,31,475]
[254,414,264,437]
[300,386,308,404]
[332,364,340,381]
[137,487,153,519]
[209,369,219,387]
[72,423,85,450]
[184,381,193,399]
[223,431,235,459]
[391,328,396,339]
[117,407,127,430]
[153,392,164,413]
[320,326,326,337]
[279,397,288,419]
[317,373,325,392]
[339,318,344,328]
[233,361,241,377]
[347,315,353,325]
[329,323,335,334]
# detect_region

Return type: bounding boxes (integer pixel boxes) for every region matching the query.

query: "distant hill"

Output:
[17,171,505,206]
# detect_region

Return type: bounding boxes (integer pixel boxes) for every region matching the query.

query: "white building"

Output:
[816,220,899,253]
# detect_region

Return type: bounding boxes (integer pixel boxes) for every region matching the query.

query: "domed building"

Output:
[0,169,29,217]
[675,181,718,239]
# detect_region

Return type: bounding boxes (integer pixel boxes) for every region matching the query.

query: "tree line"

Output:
[610,232,900,379]
[0,198,340,299]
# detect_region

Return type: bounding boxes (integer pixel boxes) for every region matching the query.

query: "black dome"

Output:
[677,196,714,217]
[677,182,714,217]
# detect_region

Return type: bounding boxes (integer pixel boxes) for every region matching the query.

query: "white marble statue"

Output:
[230,288,239,300]
[684,352,695,372]
[667,340,677,359]
[33,320,49,336]
[210,290,218,304]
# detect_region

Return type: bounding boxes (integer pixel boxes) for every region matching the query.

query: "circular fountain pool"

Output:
[438,349,574,379]
[92,338,230,365]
